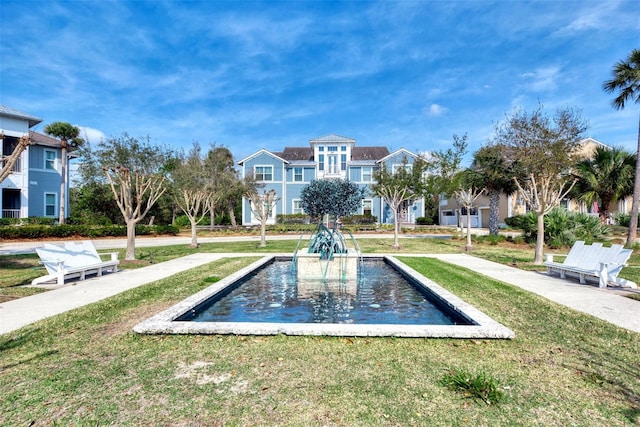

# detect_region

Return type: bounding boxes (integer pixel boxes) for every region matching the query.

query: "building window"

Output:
[45,150,56,170]
[341,146,347,151]
[328,146,338,152]
[318,154,324,171]
[362,199,372,216]
[293,200,304,214]
[341,154,347,171]
[45,193,56,217]
[294,167,303,182]
[254,165,273,181]
[318,146,324,152]
[362,167,372,182]
[392,163,412,174]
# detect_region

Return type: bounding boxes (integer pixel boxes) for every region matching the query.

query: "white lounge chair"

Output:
[544,242,636,288]
[32,240,119,286]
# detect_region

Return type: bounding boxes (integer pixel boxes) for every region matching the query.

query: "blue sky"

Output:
[2,0,639,165]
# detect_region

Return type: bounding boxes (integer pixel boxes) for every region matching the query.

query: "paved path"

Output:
[1,238,639,335]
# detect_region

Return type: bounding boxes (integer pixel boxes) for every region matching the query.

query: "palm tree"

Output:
[573,146,636,222]
[472,144,519,235]
[44,122,83,224]
[603,49,640,246]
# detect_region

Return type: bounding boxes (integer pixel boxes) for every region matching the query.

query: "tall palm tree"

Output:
[44,122,83,224]
[573,146,636,222]
[603,49,640,246]
[472,144,519,235]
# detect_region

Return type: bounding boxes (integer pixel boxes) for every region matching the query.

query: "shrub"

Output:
[342,214,377,225]
[415,216,433,225]
[505,208,609,248]
[0,224,179,240]
[276,214,310,224]
[440,368,505,405]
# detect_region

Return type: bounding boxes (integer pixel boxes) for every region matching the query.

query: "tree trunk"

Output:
[125,220,137,260]
[228,200,237,227]
[190,219,198,248]
[393,207,400,249]
[58,145,67,224]
[465,210,472,251]
[489,189,500,236]
[534,213,545,264]
[626,112,640,247]
[260,221,267,247]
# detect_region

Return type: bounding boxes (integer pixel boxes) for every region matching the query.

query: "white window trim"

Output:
[292,199,304,214]
[254,165,273,182]
[44,192,57,217]
[361,166,373,182]
[392,163,412,174]
[44,149,57,171]
[293,167,303,182]
[362,199,373,215]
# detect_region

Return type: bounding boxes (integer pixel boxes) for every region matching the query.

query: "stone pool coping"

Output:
[133,255,515,339]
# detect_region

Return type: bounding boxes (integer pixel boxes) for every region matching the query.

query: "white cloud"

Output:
[77,126,107,144]
[426,104,447,117]
[520,66,561,92]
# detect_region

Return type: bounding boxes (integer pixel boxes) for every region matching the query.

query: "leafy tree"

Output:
[573,146,635,222]
[43,122,84,224]
[423,134,468,223]
[454,168,485,251]
[471,144,520,235]
[172,143,215,248]
[603,49,640,245]
[69,183,122,225]
[245,187,279,247]
[0,133,31,183]
[371,156,427,249]
[300,179,367,227]
[78,133,172,260]
[490,104,588,264]
[204,146,242,226]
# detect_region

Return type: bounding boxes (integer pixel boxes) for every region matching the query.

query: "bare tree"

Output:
[371,156,427,249]
[0,133,31,183]
[491,105,588,263]
[82,133,171,260]
[245,187,279,247]
[454,169,486,251]
[172,143,216,248]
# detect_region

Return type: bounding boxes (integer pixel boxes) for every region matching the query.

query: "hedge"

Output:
[0,224,179,240]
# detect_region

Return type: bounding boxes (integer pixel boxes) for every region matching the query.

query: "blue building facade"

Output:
[0,105,69,220]
[237,134,424,226]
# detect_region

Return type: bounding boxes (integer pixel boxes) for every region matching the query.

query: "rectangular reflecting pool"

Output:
[134,255,514,339]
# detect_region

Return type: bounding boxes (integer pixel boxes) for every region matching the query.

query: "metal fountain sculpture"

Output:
[292,179,367,282]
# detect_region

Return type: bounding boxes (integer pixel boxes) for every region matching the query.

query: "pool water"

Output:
[177,259,470,325]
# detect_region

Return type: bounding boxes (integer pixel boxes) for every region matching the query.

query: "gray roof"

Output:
[352,146,390,160]
[0,105,42,128]
[309,134,356,144]
[278,147,314,161]
[29,131,62,148]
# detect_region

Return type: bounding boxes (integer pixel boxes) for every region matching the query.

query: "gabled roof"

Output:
[29,131,62,148]
[237,149,289,165]
[0,105,42,128]
[377,148,418,164]
[309,134,356,144]
[580,137,610,149]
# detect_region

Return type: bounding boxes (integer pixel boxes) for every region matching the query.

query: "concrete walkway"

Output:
[1,240,639,335]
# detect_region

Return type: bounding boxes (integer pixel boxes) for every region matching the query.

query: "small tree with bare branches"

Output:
[245,187,279,247]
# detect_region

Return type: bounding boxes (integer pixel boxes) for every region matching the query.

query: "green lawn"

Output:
[1,236,639,425]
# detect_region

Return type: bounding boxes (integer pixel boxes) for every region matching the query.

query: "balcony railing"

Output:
[2,209,21,219]
[1,157,22,173]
